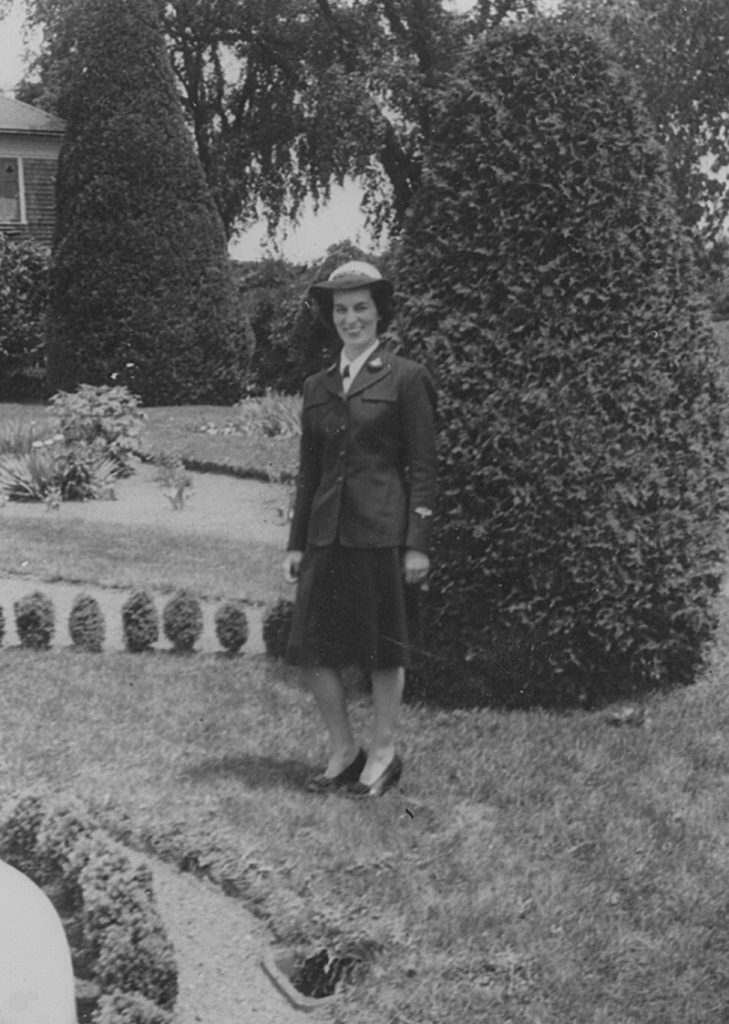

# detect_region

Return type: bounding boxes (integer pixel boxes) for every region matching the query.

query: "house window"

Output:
[0,158,21,223]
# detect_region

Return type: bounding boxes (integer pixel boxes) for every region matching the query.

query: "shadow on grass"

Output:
[181,753,311,792]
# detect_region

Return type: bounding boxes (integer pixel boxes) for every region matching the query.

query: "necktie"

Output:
[342,364,351,392]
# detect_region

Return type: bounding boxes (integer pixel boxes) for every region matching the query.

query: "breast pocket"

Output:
[355,392,399,452]
[304,393,346,442]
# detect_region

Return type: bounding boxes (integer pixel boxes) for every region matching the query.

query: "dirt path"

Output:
[150,859,324,1024]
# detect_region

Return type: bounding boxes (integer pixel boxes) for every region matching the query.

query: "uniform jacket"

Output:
[288,346,437,552]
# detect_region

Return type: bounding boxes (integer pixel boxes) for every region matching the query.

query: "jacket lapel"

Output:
[346,347,392,397]
[322,361,344,398]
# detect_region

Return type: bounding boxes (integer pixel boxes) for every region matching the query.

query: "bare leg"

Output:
[303,666,360,777]
[360,666,404,786]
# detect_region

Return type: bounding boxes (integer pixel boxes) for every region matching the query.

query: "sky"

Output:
[0,0,556,265]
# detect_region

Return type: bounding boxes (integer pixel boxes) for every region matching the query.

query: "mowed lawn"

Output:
[2,398,729,1022]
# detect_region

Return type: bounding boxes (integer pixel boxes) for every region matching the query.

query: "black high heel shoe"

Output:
[306,748,367,793]
[347,754,403,798]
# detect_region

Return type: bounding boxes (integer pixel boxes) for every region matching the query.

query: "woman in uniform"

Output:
[284,260,437,797]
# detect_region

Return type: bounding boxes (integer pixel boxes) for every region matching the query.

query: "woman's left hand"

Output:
[403,548,430,587]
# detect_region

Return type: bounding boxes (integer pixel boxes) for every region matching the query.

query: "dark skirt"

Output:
[286,544,414,669]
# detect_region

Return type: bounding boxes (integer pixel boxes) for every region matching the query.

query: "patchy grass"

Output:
[142,406,298,481]
[2,615,729,1023]
[0,517,283,603]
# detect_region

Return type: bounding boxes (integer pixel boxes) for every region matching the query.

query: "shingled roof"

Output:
[0,94,65,135]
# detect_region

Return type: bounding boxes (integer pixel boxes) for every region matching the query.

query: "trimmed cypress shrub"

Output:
[14,591,55,650]
[262,598,294,659]
[121,591,159,653]
[397,22,728,706]
[46,0,246,405]
[162,590,203,652]
[214,599,249,654]
[69,593,105,652]
[0,605,4,647]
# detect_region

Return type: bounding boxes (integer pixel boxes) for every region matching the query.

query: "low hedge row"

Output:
[0,590,294,657]
[0,793,177,1024]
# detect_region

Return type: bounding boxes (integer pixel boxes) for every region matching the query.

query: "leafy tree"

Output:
[45,0,246,405]
[559,0,729,249]
[16,0,535,238]
[397,20,728,707]
[232,256,305,394]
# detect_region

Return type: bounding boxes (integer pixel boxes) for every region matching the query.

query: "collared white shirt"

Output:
[340,340,380,393]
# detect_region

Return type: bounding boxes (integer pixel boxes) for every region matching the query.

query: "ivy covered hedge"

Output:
[397,21,728,706]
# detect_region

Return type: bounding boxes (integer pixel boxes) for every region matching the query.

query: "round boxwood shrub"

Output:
[262,598,294,659]
[162,589,203,653]
[396,21,728,706]
[214,599,249,654]
[121,591,159,653]
[14,591,55,650]
[69,593,106,652]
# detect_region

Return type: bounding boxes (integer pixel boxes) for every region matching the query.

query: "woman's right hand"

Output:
[283,550,303,583]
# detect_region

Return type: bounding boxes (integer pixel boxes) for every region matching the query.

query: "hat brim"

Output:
[308,274,393,300]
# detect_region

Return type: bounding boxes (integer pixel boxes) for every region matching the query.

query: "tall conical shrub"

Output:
[396,22,728,706]
[46,0,246,405]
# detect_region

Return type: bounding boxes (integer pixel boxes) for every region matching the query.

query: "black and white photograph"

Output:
[1,0,729,1021]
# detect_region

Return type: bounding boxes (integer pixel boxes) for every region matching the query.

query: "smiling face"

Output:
[332,286,379,357]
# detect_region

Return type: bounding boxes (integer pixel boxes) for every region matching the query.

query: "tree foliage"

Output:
[559,0,729,248]
[45,0,246,404]
[397,21,728,707]
[17,0,535,238]
[0,233,49,401]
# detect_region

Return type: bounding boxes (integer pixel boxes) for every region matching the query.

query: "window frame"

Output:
[0,155,26,226]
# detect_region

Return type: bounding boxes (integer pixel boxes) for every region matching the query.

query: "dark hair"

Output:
[309,281,395,333]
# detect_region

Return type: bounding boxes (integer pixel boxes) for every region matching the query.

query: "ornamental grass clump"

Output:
[14,591,55,650]
[214,599,249,653]
[69,593,106,653]
[162,590,203,652]
[397,21,728,707]
[262,598,294,659]
[121,591,159,653]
